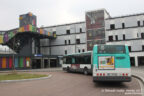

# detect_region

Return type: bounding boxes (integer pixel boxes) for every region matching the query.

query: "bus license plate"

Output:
[107,73,117,76]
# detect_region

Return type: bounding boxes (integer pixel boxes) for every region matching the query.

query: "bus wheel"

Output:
[84,68,88,75]
[67,67,70,72]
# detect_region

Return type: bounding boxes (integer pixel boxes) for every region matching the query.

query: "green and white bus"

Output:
[62,51,92,75]
[92,45,131,82]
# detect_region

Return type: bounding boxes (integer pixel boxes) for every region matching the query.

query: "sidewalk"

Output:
[132,66,144,84]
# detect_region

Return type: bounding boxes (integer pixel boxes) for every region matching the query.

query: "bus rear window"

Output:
[98,45,126,54]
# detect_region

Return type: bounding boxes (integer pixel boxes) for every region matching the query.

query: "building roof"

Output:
[106,12,144,20]
[43,21,85,28]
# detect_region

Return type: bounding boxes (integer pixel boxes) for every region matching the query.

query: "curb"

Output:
[0,69,62,73]
[132,74,144,85]
[132,74,144,96]
[0,74,52,83]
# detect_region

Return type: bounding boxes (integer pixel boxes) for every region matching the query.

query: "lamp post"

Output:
[12,36,16,73]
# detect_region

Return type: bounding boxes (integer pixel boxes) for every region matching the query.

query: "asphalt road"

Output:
[0,72,142,96]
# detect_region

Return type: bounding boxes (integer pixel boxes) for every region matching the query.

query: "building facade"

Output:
[86,9,110,50]
[105,13,144,67]
[41,22,86,56]
[40,9,144,67]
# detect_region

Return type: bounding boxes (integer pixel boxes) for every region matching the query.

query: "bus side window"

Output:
[83,56,87,64]
[84,56,91,64]
[80,56,83,64]
[66,58,68,64]
[66,57,72,64]
[63,58,66,64]
[72,57,75,64]
[75,56,81,64]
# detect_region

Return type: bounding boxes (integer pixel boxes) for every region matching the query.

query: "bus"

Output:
[62,51,92,75]
[92,45,131,82]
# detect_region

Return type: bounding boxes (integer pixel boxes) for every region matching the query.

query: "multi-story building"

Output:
[39,9,110,68]
[41,22,86,56]
[40,9,144,67]
[38,22,87,68]
[105,13,144,67]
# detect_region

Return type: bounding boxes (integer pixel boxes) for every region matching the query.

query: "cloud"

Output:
[0,0,144,50]
[0,0,144,30]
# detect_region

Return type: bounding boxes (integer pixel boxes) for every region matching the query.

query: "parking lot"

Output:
[0,72,142,96]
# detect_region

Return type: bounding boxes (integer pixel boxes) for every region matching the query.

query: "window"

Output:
[53,31,56,33]
[137,33,139,37]
[76,39,80,44]
[66,30,70,34]
[71,57,76,64]
[123,34,125,40]
[73,55,91,64]
[98,45,126,54]
[63,57,72,64]
[82,49,85,52]
[68,40,71,44]
[141,33,144,39]
[142,45,144,51]
[66,57,72,64]
[115,35,118,41]
[80,28,82,33]
[65,40,67,45]
[108,36,113,41]
[137,21,140,27]
[122,23,125,29]
[128,46,131,52]
[78,49,81,53]
[75,56,83,64]
[65,50,67,55]
[83,56,91,64]
[110,24,115,30]
[63,58,66,64]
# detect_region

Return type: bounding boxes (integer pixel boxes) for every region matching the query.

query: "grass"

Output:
[0,73,47,81]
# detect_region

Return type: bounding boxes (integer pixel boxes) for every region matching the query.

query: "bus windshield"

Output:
[98,45,126,54]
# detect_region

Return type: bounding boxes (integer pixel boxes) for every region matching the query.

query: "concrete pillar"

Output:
[135,56,138,67]
[41,58,44,68]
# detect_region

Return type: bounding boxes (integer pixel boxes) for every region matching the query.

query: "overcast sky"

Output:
[0,0,144,30]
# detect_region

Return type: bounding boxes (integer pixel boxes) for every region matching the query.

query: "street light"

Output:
[12,36,16,73]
